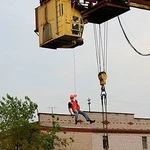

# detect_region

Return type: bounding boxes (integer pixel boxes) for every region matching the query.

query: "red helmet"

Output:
[70,95,74,99]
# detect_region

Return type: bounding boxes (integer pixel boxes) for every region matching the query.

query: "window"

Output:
[45,7,48,21]
[142,136,147,149]
[72,24,79,30]
[73,16,79,22]
[43,23,52,42]
[72,16,80,35]
[80,18,83,24]
[59,3,63,16]
[80,25,84,36]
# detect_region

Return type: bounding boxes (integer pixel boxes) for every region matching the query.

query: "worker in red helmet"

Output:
[68,94,95,124]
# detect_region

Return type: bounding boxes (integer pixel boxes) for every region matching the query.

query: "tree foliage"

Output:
[0,94,38,130]
[0,94,40,150]
[0,94,74,150]
[40,115,74,150]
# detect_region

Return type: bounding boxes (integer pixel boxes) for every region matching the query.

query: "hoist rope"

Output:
[104,22,108,73]
[104,92,108,135]
[93,23,109,150]
[101,93,105,129]
[100,91,109,146]
[99,25,105,72]
[101,90,109,150]
[70,50,77,150]
[71,0,77,94]
[93,23,108,73]
[103,23,106,72]
[73,50,77,94]
[93,24,101,72]
[118,16,150,56]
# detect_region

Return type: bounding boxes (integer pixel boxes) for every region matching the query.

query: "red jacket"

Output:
[70,100,80,111]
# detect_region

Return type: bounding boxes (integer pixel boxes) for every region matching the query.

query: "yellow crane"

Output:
[34,0,84,49]
[34,0,150,50]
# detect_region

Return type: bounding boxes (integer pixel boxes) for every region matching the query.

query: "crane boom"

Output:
[81,0,130,24]
[129,0,150,10]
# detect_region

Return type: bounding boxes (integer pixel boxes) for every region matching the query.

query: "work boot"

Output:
[90,120,95,124]
[75,120,79,124]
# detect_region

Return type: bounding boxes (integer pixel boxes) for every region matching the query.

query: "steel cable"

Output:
[118,16,150,56]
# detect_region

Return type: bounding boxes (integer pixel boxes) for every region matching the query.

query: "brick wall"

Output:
[39,112,150,150]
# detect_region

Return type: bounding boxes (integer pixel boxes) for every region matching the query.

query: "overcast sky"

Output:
[0,1,150,118]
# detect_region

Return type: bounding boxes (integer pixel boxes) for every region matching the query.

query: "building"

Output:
[39,112,150,150]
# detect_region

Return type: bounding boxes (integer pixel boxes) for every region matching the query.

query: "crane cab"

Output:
[35,0,84,49]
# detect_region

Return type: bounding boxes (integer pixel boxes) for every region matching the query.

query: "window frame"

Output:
[142,136,148,149]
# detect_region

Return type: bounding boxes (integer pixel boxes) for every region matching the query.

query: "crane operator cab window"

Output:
[72,16,84,36]
[35,0,84,49]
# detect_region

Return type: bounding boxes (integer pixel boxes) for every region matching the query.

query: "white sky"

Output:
[0,1,150,118]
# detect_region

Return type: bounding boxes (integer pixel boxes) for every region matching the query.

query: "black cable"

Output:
[118,16,150,56]
[101,90,109,150]
[101,92,105,131]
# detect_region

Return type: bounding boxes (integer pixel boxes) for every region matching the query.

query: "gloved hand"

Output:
[71,114,74,118]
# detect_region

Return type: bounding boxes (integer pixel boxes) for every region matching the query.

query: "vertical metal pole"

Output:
[47,106,57,114]
[87,98,91,112]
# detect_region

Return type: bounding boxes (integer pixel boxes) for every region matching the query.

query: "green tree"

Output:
[40,115,74,150]
[0,94,40,150]
[0,94,74,150]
